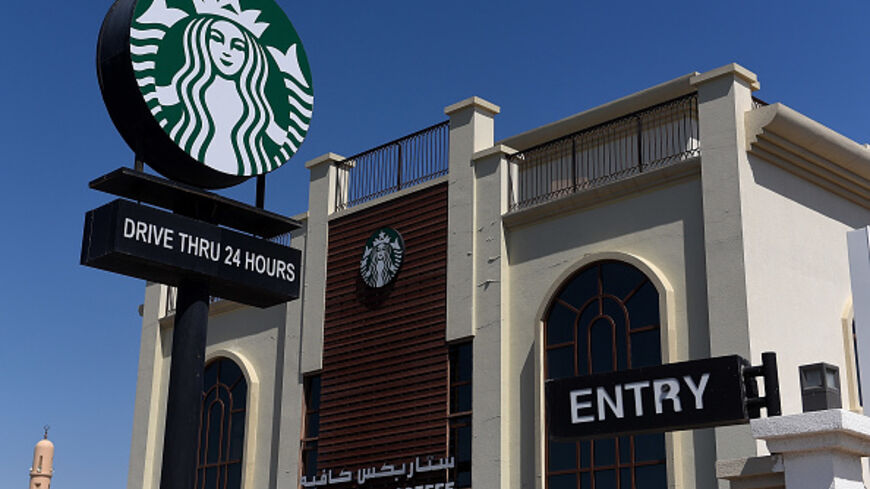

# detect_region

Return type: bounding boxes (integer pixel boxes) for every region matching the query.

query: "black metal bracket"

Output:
[90,167,300,238]
[256,174,266,210]
[742,352,782,418]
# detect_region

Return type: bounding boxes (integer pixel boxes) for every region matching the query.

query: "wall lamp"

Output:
[798,363,841,412]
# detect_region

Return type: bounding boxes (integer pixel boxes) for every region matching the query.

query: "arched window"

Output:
[196,357,248,489]
[545,260,666,489]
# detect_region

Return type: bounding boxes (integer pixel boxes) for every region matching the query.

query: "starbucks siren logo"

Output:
[130,0,313,176]
[360,228,405,288]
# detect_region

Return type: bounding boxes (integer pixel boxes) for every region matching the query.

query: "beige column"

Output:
[127,282,169,489]
[300,153,345,373]
[275,216,309,489]
[690,63,761,464]
[445,97,500,342]
[470,144,515,489]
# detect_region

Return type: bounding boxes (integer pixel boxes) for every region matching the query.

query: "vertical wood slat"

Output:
[320,183,449,471]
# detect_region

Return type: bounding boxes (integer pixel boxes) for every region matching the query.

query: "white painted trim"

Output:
[471,144,517,162]
[689,63,760,91]
[205,349,260,489]
[444,96,501,116]
[841,300,862,413]
[305,152,345,169]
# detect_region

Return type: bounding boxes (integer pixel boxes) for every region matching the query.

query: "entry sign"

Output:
[546,356,749,440]
[82,199,300,308]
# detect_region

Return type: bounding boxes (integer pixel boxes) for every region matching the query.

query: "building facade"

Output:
[127,63,870,489]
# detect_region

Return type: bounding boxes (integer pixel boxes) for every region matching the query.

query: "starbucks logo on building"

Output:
[360,228,405,288]
[97,0,313,188]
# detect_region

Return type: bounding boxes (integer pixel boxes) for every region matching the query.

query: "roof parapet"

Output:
[690,63,761,91]
[305,152,346,169]
[444,96,501,117]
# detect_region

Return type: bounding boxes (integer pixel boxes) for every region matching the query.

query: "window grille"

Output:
[196,358,247,489]
[300,374,322,484]
[448,342,472,488]
[544,261,666,489]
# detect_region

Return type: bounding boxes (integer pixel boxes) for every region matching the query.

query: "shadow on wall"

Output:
[504,181,697,267]
[519,347,536,489]
[355,275,397,309]
[748,155,869,229]
[206,304,287,345]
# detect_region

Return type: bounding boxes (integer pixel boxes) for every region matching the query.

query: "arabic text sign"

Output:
[546,355,749,440]
[81,199,300,308]
[301,456,455,488]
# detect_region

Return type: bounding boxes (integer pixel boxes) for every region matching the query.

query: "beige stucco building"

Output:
[128,63,870,489]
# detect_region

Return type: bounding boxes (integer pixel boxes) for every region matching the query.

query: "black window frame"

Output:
[196,357,248,489]
[300,373,322,485]
[544,260,667,489]
[448,341,472,488]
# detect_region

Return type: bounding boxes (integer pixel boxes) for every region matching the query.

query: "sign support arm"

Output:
[743,352,781,417]
[256,175,266,210]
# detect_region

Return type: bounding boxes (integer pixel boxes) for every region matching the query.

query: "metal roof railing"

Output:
[508,94,700,211]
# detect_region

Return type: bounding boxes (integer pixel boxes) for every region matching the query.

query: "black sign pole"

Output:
[256,175,266,210]
[82,169,303,487]
[159,279,209,489]
[761,352,782,416]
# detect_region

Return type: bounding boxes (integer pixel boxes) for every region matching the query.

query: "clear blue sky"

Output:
[1,0,868,487]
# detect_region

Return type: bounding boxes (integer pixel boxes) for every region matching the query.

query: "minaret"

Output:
[29,426,54,489]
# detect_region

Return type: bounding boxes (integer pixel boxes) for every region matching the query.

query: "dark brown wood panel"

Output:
[319,183,449,471]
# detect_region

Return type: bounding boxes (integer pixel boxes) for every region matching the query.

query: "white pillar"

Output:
[275,220,309,489]
[848,227,870,411]
[752,409,870,489]
[470,144,515,489]
[301,153,345,373]
[444,97,500,342]
[690,63,761,463]
[127,282,168,489]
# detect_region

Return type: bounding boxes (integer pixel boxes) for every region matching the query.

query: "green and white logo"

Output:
[130,0,313,176]
[360,228,405,288]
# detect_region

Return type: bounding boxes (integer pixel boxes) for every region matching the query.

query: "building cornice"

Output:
[472,144,517,162]
[444,96,501,117]
[305,152,346,169]
[689,63,760,91]
[746,103,870,209]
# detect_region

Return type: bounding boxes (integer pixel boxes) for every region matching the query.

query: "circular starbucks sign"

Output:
[97,0,313,188]
[360,228,405,288]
